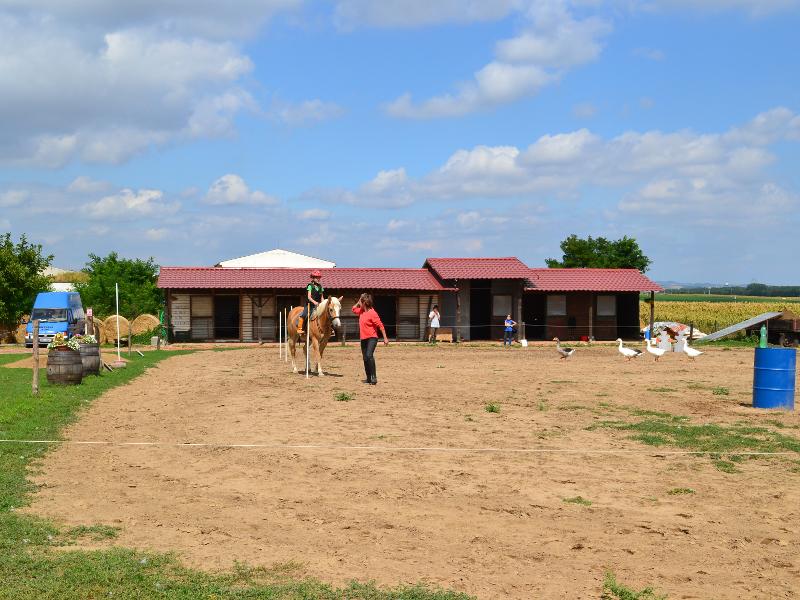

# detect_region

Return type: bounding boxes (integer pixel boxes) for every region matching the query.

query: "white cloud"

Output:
[299,208,331,220]
[0,218,10,230]
[145,227,169,241]
[1,0,303,39]
[0,7,263,166]
[204,174,279,206]
[0,189,29,207]
[385,1,611,118]
[330,107,800,222]
[270,99,345,126]
[67,176,112,194]
[86,189,180,219]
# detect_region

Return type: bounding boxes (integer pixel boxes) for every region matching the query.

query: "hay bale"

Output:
[90,318,106,344]
[14,323,27,344]
[103,315,130,342]
[131,314,159,336]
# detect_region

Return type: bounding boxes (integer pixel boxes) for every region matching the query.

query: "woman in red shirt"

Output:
[352,293,389,385]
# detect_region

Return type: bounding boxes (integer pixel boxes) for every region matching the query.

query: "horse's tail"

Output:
[287,306,304,340]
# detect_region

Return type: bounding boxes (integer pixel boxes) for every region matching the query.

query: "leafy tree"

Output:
[546,235,652,272]
[0,233,54,328]
[75,252,162,317]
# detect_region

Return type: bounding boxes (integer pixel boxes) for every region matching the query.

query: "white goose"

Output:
[553,337,575,360]
[646,338,666,362]
[684,341,703,360]
[616,338,642,361]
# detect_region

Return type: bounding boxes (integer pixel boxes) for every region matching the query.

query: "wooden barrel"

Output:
[46,348,84,385]
[79,343,101,376]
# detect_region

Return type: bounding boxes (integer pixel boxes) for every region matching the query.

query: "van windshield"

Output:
[31,308,68,322]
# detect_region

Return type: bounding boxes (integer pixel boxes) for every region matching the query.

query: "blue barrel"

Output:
[753,348,797,410]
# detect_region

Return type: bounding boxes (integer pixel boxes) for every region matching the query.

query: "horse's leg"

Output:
[289,335,298,373]
[312,336,323,376]
[317,338,328,376]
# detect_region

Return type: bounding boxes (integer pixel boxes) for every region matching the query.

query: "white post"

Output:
[305,309,310,379]
[284,308,288,363]
[115,282,121,362]
[278,310,282,359]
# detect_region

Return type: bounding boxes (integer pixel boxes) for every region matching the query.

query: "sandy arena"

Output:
[22,344,800,599]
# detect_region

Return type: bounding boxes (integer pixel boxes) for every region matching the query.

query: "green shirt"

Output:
[306,282,324,303]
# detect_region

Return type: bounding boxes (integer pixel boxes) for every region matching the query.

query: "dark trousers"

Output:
[361,337,378,382]
[504,330,514,345]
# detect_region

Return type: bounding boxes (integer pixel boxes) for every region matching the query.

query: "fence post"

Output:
[689,322,694,341]
[32,320,40,395]
[341,324,346,347]
[128,321,132,357]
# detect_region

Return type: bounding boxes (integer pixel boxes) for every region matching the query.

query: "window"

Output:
[597,295,616,316]
[547,295,567,316]
[493,295,512,316]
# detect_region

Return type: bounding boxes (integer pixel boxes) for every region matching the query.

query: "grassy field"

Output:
[642,294,800,303]
[640,299,797,335]
[0,351,472,600]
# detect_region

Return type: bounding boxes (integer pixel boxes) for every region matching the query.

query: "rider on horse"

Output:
[297,270,325,335]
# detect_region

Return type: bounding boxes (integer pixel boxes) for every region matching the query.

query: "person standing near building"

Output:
[352,293,389,385]
[297,270,324,335]
[428,304,441,343]
[503,314,517,346]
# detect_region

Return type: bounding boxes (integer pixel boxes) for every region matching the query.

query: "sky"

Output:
[0,0,799,284]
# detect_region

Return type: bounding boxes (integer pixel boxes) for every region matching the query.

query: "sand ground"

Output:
[18,343,800,599]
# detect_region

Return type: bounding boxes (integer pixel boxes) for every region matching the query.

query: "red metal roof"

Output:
[158,267,450,291]
[424,257,531,280]
[526,268,663,292]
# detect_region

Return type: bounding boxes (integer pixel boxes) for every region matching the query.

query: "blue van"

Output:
[25,292,85,348]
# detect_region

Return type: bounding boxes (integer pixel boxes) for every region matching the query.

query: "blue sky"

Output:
[1,0,798,283]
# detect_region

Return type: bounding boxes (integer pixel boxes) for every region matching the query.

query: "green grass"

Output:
[646,387,676,393]
[644,293,800,303]
[666,488,695,496]
[602,572,666,599]
[712,387,730,396]
[563,496,592,506]
[484,403,500,413]
[0,352,473,599]
[334,391,353,402]
[589,406,800,471]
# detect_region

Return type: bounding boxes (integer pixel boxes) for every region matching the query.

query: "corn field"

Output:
[639,301,795,335]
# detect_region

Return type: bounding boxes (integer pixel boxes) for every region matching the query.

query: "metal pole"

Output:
[648,291,655,341]
[284,308,288,363]
[278,310,282,358]
[32,320,40,396]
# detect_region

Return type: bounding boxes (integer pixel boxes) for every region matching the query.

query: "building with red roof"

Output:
[157,252,661,342]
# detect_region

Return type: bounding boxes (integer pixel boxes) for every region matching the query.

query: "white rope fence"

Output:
[0,438,793,457]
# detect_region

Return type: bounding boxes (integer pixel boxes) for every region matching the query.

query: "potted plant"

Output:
[73,334,101,376]
[46,332,83,385]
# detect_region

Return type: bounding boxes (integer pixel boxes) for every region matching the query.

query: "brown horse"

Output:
[286,296,343,376]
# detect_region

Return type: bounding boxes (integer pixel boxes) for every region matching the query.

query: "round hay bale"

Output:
[91,317,106,344]
[131,314,159,336]
[103,315,130,342]
[14,323,27,344]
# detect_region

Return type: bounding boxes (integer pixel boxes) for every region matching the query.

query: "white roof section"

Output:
[50,282,76,292]
[216,249,336,269]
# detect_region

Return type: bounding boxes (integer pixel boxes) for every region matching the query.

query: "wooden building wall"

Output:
[523,291,640,341]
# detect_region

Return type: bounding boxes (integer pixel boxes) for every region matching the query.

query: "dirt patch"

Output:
[23,345,800,599]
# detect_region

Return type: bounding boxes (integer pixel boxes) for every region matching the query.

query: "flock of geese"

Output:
[553,337,703,361]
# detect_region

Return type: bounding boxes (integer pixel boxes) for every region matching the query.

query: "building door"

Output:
[373,295,397,339]
[214,295,240,339]
[523,294,547,340]
[470,284,492,340]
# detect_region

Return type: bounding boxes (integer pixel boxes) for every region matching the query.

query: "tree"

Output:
[0,233,54,329]
[75,252,162,317]
[546,235,652,272]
